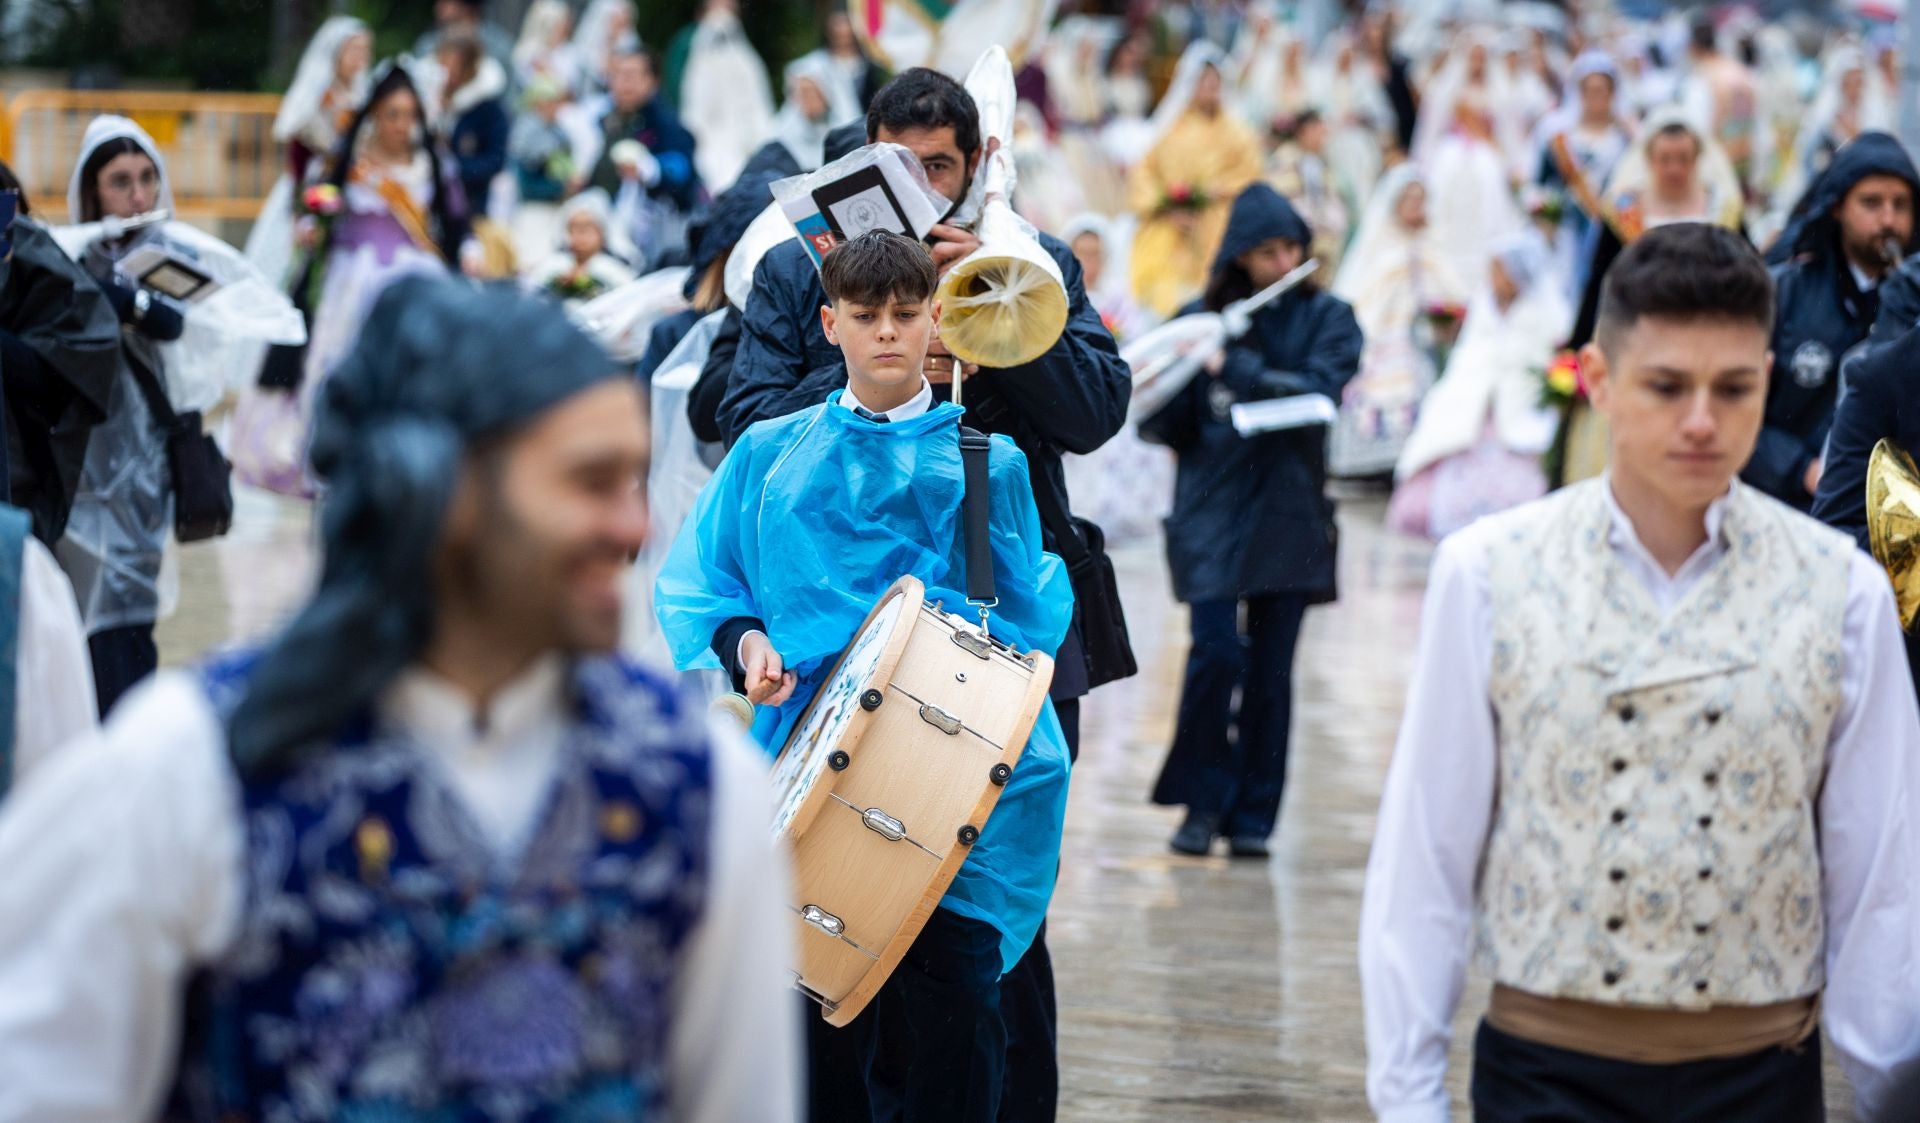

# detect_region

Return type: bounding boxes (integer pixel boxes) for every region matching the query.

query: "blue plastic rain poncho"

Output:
[655,394,1074,971]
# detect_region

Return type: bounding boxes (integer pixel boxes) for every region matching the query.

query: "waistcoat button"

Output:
[1611,758,1627,773]
[1694,922,1710,934]
[1698,867,1713,880]
[1609,868,1625,882]
[1618,705,1636,722]
[1694,979,1709,993]
[1704,709,1722,725]
[1606,916,1623,931]
[1602,971,1620,986]
[1703,770,1718,786]
[1610,809,1627,824]
[1698,815,1713,829]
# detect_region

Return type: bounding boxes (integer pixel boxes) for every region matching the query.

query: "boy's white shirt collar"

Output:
[841,378,934,421]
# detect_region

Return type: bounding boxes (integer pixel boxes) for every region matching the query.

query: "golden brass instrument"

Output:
[1866,438,1920,632]
[933,46,1070,371]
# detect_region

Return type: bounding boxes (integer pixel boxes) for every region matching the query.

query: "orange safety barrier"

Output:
[1,90,283,221]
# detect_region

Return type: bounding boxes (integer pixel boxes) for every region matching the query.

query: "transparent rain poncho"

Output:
[654,396,1074,971]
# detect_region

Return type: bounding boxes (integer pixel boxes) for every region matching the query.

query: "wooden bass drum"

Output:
[770,574,1054,1025]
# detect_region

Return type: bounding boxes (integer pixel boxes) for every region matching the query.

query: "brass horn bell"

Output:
[1866,438,1920,632]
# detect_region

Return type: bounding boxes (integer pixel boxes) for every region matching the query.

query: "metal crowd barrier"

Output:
[0,90,283,221]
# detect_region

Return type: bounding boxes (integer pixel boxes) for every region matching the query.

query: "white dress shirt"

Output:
[0,660,801,1123]
[1359,480,1920,1123]
[13,537,96,776]
[841,377,934,421]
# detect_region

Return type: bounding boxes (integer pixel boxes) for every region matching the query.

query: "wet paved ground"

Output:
[155,487,1859,1121]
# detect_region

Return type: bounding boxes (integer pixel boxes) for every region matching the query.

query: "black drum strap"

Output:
[959,426,997,606]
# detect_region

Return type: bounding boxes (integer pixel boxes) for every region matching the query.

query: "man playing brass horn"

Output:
[717,64,1132,1123]
[1812,254,1920,697]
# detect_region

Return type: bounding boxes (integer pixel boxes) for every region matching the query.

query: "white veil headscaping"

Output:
[63,115,304,411]
[1229,0,1307,128]
[554,186,637,264]
[1602,103,1743,229]
[1146,40,1230,148]
[514,0,570,66]
[273,16,369,144]
[574,0,640,88]
[67,114,177,224]
[1332,161,1423,300]
[1410,27,1521,166]
[1528,48,1625,164]
[679,6,774,189]
[770,54,861,173]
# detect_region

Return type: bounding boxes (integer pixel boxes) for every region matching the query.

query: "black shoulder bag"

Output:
[1030,476,1137,690]
[959,428,1137,689]
[125,355,233,542]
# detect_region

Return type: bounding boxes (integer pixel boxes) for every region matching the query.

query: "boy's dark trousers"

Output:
[995,696,1076,1123]
[806,907,1008,1123]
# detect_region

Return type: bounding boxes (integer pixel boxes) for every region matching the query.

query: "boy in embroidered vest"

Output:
[0,276,799,1120]
[1359,222,1920,1122]
[654,230,1074,1122]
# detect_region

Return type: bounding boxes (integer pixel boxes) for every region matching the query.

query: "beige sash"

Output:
[1487,985,1820,1065]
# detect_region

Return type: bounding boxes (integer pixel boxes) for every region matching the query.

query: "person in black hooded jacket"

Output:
[1746,131,1918,508]
[1139,182,1362,859]
[1811,257,1920,698]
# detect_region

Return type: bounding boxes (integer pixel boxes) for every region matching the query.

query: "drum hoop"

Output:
[772,574,925,841]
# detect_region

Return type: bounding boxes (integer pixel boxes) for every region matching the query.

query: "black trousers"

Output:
[994,697,1076,1123]
[1161,594,1308,839]
[88,623,157,718]
[1470,1019,1825,1123]
[807,908,1008,1123]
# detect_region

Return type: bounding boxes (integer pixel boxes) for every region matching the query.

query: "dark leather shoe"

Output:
[1228,835,1271,859]
[1169,815,1215,855]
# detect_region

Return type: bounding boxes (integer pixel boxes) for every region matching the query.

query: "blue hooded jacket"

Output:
[1138,183,1363,604]
[1748,132,1920,508]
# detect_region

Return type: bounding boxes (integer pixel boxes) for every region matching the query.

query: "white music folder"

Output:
[1229,393,1339,436]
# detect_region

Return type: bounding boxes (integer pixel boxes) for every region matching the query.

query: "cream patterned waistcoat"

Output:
[1478,480,1850,1008]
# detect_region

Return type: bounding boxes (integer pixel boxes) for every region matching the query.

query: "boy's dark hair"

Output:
[820,230,938,307]
[1594,223,1773,356]
[865,68,981,157]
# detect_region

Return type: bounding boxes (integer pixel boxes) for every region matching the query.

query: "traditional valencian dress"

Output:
[1387,233,1569,540]
[1329,164,1468,478]
[1557,108,1746,486]
[233,144,455,497]
[0,276,798,1121]
[1126,43,1263,319]
[1362,476,1920,1121]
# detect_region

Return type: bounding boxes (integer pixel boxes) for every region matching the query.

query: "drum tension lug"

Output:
[859,688,884,711]
[950,628,993,661]
[989,763,1012,786]
[957,824,980,845]
[828,750,851,772]
[919,703,964,736]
